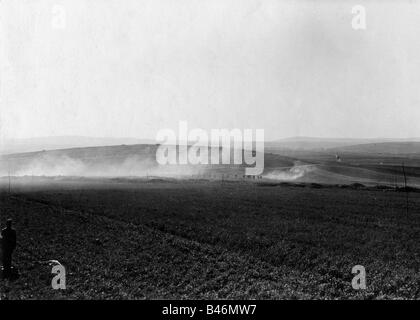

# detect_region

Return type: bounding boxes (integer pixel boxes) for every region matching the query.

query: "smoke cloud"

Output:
[263,162,315,181]
[2,153,205,178]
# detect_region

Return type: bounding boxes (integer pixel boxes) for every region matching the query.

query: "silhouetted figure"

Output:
[1,219,16,279]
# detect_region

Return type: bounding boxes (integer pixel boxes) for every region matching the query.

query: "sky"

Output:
[1,0,420,142]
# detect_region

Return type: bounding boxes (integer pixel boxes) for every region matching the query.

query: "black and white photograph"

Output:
[1,0,420,307]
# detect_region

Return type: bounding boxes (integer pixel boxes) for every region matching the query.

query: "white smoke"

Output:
[264,162,315,181]
[14,154,86,176]
[8,153,205,178]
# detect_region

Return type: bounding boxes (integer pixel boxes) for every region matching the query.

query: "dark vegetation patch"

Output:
[1,180,420,299]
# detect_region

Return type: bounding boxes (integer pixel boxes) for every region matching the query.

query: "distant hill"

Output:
[266,137,420,151]
[329,142,420,154]
[0,136,155,155]
[4,136,420,154]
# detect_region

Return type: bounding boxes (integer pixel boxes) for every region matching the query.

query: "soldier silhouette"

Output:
[1,219,16,278]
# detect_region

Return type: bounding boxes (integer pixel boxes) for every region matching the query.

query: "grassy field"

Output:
[1,178,420,299]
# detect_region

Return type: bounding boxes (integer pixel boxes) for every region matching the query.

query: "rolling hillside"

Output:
[329,142,420,154]
[2,142,420,187]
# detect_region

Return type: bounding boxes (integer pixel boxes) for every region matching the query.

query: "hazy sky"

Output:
[1,0,420,141]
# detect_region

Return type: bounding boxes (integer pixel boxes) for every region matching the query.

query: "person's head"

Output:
[6,219,12,229]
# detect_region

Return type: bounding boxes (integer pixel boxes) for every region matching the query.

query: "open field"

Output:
[1,178,420,299]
